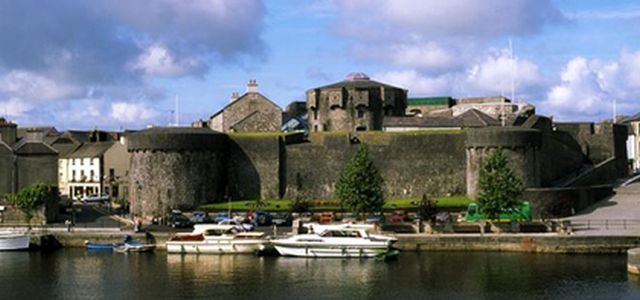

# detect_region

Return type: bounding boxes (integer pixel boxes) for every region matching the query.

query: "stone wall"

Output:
[226,135,283,200]
[0,145,12,194]
[465,128,542,198]
[219,93,282,133]
[524,185,613,219]
[129,150,224,216]
[283,132,467,199]
[16,154,58,190]
[127,128,227,216]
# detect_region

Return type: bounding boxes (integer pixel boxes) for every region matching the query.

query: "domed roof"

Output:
[345,72,370,81]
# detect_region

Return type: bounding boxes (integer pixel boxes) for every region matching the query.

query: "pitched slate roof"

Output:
[311,79,405,91]
[13,141,57,155]
[209,92,282,119]
[384,109,500,129]
[67,142,115,158]
[455,109,500,127]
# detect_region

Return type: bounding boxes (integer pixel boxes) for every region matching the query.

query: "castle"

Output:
[127,74,629,219]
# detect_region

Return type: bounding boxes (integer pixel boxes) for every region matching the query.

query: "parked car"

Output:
[168,214,193,228]
[190,211,210,224]
[388,210,408,222]
[319,211,335,223]
[271,212,292,226]
[80,193,110,203]
[254,210,272,226]
[213,212,230,223]
[299,212,313,222]
[366,213,385,223]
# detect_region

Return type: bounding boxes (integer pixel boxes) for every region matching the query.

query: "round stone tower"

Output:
[465,127,542,199]
[127,127,227,217]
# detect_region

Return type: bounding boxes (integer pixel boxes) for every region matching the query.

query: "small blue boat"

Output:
[85,242,124,250]
[85,235,131,251]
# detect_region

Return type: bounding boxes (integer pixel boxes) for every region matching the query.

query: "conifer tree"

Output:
[335,144,385,220]
[477,148,523,220]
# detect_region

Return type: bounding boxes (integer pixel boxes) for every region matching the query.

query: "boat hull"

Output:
[272,242,390,258]
[0,234,30,251]
[115,243,156,253]
[166,240,267,254]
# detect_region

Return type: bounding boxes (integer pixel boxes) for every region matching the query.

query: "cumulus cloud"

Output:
[110,102,160,123]
[0,0,266,128]
[542,52,640,121]
[374,48,543,99]
[466,49,543,95]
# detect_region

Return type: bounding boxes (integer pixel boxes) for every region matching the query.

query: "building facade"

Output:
[208,80,283,133]
[307,72,407,132]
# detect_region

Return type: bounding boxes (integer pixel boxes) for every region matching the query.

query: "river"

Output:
[1,249,639,299]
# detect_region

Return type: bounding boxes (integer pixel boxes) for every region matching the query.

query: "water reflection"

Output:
[0,250,639,300]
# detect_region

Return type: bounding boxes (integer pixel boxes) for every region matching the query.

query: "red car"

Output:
[388,210,407,222]
[319,211,335,223]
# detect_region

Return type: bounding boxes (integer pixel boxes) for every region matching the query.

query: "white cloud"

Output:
[375,70,452,95]
[110,102,159,123]
[0,98,34,117]
[543,57,610,119]
[0,0,266,129]
[466,49,543,95]
[0,70,82,100]
[131,44,205,77]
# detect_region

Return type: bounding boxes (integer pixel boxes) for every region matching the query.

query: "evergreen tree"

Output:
[335,144,385,220]
[477,148,523,220]
[417,194,438,224]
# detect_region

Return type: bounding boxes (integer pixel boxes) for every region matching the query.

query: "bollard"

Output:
[628,248,640,275]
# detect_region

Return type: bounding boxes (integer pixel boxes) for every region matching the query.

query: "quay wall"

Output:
[395,234,640,254]
[31,231,640,254]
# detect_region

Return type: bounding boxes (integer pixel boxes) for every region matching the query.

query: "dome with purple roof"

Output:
[345,72,370,81]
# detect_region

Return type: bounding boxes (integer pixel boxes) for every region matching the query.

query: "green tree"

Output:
[477,148,523,220]
[7,183,58,226]
[417,194,438,224]
[335,144,385,220]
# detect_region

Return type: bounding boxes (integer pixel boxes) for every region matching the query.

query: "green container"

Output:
[465,201,532,222]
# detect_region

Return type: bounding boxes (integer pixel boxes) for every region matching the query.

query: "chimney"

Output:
[230,91,240,102]
[247,79,258,93]
[0,118,17,146]
[25,129,44,142]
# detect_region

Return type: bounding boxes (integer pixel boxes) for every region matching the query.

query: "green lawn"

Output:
[198,195,471,212]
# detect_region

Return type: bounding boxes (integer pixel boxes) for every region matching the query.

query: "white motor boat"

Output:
[0,233,30,250]
[271,223,397,258]
[166,224,268,254]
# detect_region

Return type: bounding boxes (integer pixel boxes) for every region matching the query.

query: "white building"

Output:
[64,142,115,199]
[624,114,640,173]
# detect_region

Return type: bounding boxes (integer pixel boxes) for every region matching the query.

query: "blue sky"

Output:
[1,0,640,130]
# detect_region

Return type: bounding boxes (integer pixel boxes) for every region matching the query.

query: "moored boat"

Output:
[166,224,268,254]
[114,242,156,253]
[271,223,397,258]
[0,233,30,251]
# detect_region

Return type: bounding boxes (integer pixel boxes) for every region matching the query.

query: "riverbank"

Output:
[23,229,640,254]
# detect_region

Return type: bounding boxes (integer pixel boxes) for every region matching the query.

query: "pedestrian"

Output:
[65,219,72,232]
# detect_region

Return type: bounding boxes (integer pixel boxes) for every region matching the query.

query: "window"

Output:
[90,170,95,181]
[314,125,318,132]
[109,168,115,179]
[356,106,366,118]
[71,170,76,180]
[356,126,367,131]
[313,109,318,120]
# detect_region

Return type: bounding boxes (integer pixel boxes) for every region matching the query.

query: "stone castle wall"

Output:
[129,150,224,216]
[127,120,628,217]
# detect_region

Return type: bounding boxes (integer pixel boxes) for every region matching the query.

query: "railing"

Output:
[561,219,640,231]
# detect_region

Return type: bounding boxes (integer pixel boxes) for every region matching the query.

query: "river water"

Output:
[1,249,639,299]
